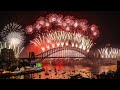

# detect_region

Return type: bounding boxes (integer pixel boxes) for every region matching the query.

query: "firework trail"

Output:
[98,48,120,58]
[30,31,93,52]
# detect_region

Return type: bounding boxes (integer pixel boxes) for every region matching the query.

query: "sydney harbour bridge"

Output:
[19,45,118,68]
[0,13,119,72]
[0,13,120,79]
[18,13,119,68]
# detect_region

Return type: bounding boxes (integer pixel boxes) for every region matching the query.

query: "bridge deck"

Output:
[19,57,86,59]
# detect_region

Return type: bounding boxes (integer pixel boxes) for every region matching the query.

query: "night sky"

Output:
[0,11,120,48]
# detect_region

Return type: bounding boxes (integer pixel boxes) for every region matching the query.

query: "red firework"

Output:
[25,13,100,40]
[25,25,34,34]
[23,13,100,56]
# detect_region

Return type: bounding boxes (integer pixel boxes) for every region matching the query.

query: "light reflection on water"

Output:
[31,64,117,79]
[10,59,117,79]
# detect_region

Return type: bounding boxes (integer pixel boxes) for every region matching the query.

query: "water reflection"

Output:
[32,64,91,79]
[10,58,117,79]
[30,64,117,79]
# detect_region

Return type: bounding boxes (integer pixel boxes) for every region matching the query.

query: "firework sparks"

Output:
[30,31,93,52]
[98,47,120,58]
[0,22,25,47]
[25,25,34,34]
[25,13,100,55]
[6,32,24,47]
[25,13,100,40]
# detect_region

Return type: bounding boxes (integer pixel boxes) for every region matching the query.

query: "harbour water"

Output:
[9,64,117,79]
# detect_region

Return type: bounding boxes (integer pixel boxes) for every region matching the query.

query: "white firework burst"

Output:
[98,47,120,58]
[6,32,24,47]
[0,22,25,47]
[0,42,24,58]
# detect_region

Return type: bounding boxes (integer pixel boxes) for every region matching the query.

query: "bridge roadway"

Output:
[18,57,86,59]
[18,57,118,60]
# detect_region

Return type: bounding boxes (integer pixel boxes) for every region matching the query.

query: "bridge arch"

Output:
[36,46,88,60]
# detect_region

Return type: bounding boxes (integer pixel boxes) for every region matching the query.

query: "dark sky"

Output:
[0,11,120,48]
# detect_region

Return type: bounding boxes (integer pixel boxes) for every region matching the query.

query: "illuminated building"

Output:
[0,48,15,69]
